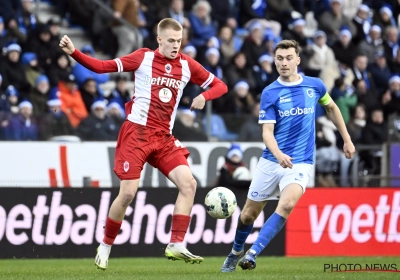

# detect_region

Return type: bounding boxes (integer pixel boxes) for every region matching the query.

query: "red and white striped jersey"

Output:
[71,48,227,132]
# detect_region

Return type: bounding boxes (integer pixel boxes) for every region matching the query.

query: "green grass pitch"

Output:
[1,257,400,279]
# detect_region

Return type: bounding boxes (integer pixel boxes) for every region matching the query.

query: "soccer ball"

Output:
[204,187,237,219]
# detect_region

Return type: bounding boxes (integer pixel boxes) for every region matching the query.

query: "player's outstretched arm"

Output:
[59,35,121,74]
[262,123,293,168]
[323,100,356,159]
[59,35,75,55]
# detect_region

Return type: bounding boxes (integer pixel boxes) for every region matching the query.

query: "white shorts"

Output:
[247,157,313,201]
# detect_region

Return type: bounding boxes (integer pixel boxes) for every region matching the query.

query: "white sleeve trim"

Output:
[114,58,123,72]
[200,73,214,88]
[259,120,276,124]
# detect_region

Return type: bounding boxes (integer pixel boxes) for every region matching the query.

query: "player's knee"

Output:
[240,210,257,224]
[179,177,197,197]
[279,201,296,215]
[119,189,136,207]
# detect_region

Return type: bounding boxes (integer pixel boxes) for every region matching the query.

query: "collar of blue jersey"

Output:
[277,75,303,86]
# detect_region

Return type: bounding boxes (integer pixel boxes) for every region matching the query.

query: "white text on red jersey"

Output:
[144,75,185,89]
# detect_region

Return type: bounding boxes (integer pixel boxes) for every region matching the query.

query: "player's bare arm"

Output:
[323,100,356,159]
[190,94,206,111]
[187,56,228,107]
[262,123,293,168]
[59,35,75,55]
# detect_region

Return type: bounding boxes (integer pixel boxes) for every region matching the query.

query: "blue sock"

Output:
[232,215,253,253]
[250,212,286,255]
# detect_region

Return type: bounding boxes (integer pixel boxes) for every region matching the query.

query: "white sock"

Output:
[169,242,184,248]
[231,249,242,255]
[101,242,112,247]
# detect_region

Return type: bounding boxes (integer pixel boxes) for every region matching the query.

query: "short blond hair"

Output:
[157,18,183,35]
[275,40,300,56]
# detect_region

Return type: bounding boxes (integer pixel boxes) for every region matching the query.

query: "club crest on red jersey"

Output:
[165,63,172,74]
[123,161,129,172]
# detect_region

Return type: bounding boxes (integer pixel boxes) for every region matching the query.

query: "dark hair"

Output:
[334,78,345,88]
[115,74,128,83]
[274,40,300,56]
[349,103,366,118]
[157,18,182,34]
[370,106,383,113]
[232,51,245,60]
[218,24,233,34]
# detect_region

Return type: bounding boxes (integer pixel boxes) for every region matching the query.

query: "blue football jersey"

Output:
[259,76,329,164]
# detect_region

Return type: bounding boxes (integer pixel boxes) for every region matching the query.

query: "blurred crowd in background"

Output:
[1,0,400,186]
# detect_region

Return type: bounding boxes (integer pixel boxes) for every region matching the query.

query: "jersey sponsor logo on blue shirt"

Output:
[279,97,292,103]
[260,76,327,164]
[278,106,314,117]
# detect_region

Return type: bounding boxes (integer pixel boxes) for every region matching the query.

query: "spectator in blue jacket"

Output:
[0,16,16,51]
[373,5,397,30]
[4,100,38,140]
[79,77,103,112]
[189,1,215,47]
[47,52,72,87]
[77,99,119,141]
[252,54,278,93]
[0,43,31,98]
[72,45,110,87]
[37,93,75,140]
[106,99,125,129]
[106,74,131,108]
[0,85,19,113]
[22,52,42,88]
[203,47,223,80]
[0,0,22,25]
[0,74,5,111]
[29,74,51,115]
[188,0,216,63]
[368,51,392,94]
[17,0,39,34]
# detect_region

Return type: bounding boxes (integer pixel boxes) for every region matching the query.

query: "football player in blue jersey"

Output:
[221,39,356,272]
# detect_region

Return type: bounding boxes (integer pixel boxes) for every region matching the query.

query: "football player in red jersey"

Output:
[60,18,227,269]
